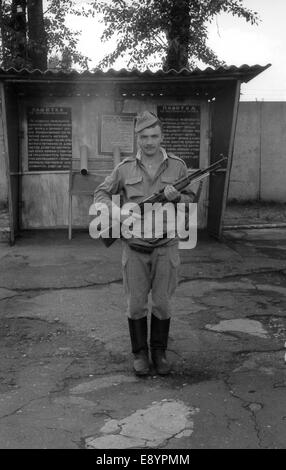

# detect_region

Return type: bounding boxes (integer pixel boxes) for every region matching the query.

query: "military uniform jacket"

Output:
[94,147,195,248]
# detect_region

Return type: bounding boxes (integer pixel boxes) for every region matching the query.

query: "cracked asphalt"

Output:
[0,228,286,449]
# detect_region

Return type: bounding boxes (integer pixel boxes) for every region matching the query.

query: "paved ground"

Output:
[0,228,286,449]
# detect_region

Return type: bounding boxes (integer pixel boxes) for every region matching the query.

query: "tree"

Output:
[0,0,91,70]
[27,0,47,70]
[92,0,259,71]
[0,0,28,69]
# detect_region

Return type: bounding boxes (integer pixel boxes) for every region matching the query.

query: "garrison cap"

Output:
[134,111,160,133]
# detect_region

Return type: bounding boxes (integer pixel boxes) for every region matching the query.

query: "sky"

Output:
[66,0,286,101]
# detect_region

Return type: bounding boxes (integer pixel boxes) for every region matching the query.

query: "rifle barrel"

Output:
[143,156,227,201]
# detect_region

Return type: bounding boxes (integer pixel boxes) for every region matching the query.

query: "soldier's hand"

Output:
[164,185,181,202]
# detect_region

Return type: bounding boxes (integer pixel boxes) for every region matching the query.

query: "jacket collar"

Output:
[136,147,168,161]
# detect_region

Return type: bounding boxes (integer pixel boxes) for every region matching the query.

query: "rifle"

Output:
[92,155,227,247]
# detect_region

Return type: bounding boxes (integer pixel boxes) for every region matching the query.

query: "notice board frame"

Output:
[157,103,201,169]
[98,113,136,157]
[27,105,72,172]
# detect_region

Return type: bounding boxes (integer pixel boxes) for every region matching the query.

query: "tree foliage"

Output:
[91,0,259,71]
[0,0,92,69]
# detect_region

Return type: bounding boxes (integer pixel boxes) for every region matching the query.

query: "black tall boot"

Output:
[128,317,149,376]
[150,314,171,375]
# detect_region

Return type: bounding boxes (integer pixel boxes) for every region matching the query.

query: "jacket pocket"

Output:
[161,175,175,184]
[160,175,176,191]
[124,175,144,199]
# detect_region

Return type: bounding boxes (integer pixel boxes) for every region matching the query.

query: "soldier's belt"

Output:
[129,244,156,254]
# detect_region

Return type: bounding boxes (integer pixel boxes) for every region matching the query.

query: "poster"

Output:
[157,104,201,168]
[28,107,72,171]
[99,114,135,155]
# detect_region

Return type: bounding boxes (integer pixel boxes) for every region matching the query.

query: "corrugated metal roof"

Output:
[0,64,271,83]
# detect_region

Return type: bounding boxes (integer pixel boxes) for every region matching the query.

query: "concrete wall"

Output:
[229,102,286,202]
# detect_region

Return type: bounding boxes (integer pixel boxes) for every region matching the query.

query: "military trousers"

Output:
[122,242,180,320]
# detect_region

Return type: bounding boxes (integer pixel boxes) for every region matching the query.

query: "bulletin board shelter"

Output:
[0,64,270,244]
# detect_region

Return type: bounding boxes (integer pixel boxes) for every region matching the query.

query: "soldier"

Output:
[94,111,195,376]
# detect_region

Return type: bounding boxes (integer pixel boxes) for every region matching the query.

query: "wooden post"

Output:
[207,80,241,238]
[0,83,14,244]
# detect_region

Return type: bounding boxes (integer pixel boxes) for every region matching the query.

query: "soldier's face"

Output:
[137,125,163,157]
